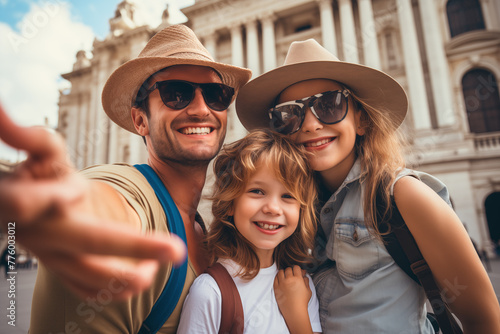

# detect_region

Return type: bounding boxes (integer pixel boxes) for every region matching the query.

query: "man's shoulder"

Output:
[79,163,146,183]
[81,162,135,174]
[79,163,154,202]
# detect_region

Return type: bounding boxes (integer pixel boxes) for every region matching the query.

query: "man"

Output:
[0,24,251,333]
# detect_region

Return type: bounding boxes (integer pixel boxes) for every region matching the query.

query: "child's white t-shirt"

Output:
[177,259,322,333]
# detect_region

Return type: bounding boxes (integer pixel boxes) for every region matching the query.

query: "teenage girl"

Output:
[235,39,500,333]
[177,129,322,334]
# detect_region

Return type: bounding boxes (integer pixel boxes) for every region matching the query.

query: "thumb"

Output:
[0,101,66,161]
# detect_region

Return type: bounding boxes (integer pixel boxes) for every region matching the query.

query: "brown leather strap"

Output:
[390,198,463,334]
[205,263,244,334]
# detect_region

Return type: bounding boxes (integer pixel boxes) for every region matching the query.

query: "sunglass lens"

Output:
[270,105,302,134]
[202,84,234,111]
[313,91,347,123]
[159,82,193,110]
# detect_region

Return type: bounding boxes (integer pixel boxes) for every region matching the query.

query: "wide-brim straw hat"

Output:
[102,24,252,134]
[236,39,407,131]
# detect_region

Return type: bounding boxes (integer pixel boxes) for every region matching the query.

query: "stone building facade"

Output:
[57,0,500,252]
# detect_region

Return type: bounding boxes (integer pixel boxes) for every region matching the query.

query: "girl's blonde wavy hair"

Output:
[348,88,408,236]
[208,129,318,279]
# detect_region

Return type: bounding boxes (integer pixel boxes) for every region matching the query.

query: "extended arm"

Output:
[0,102,186,300]
[394,176,500,333]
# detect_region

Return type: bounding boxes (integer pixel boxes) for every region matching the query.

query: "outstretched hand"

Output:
[0,102,186,300]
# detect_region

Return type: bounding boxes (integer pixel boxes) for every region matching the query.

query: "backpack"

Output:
[134,164,188,334]
[205,263,245,334]
[377,192,463,334]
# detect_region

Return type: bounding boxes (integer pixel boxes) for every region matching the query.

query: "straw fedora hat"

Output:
[102,24,252,134]
[236,39,407,131]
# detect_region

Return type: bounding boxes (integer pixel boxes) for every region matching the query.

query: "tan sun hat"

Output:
[236,39,407,131]
[102,24,252,134]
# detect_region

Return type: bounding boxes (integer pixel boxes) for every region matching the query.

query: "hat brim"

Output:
[102,57,251,134]
[236,61,408,131]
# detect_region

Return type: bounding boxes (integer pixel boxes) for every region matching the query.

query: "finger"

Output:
[292,265,302,277]
[20,216,187,264]
[284,266,293,278]
[62,262,157,301]
[65,220,187,264]
[275,269,285,283]
[0,177,84,224]
[0,102,65,160]
[41,253,160,300]
[55,264,151,301]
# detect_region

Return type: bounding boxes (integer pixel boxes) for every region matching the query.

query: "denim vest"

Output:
[312,159,451,334]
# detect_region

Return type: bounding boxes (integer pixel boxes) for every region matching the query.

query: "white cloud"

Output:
[0,0,195,161]
[0,0,94,161]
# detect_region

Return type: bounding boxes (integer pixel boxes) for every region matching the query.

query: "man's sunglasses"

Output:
[139,80,235,111]
[268,89,350,135]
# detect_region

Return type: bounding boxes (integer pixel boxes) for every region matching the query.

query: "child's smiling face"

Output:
[231,159,301,267]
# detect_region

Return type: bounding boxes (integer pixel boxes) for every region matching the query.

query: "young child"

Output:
[177,129,322,334]
[235,40,500,333]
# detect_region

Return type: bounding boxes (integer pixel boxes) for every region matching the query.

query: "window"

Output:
[462,69,500,133]
[384,32,397,70]
[447,0,485,37]
[295,24,312,33]
[485,192,500,245]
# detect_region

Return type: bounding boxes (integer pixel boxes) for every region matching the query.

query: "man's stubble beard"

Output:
[151,129,226,168]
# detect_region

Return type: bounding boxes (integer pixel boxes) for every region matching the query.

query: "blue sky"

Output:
[0,1,119,39]
[0,0,194,39]
[0,0,194,161]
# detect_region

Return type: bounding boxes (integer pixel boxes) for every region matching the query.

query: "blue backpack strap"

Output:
[134,164,188,334]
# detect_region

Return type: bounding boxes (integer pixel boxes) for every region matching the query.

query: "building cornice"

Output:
[446,30,500,56]
[181,0,220,15]
[183,0,317,35]
[61,66,92,81]
[93,25,153,51]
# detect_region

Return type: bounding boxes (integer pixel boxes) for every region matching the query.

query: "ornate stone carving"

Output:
[73,50,90,71]
[109,0,136,37]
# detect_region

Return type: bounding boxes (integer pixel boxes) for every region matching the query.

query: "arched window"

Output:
[447,0,485,37]
[462,69,500,133]
[485,192,500,247]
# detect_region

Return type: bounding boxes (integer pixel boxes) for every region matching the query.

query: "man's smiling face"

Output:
[144,65,228,166]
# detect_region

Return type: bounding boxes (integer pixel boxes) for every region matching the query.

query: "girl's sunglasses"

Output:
[268,89,350,135]
[139,80,235,111]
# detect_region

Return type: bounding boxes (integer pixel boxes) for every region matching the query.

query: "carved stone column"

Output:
[358,0,381,69]
[419,0,455,127]
[230,23,244,68]
[317,0,337,55]
[397,0,432,130]
[245,18,260,77]
[338,0,359,63]
[229,22,247,139]
[260,13,277,72]
[202,31,217,61]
